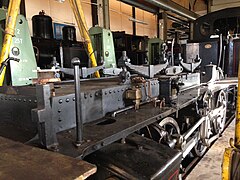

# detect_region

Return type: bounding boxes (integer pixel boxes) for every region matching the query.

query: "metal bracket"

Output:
[165,66,183,75]
[103,67,122,76]
[125,61,168,78]
[61,65,104,78]
[180,59,202,72]
[31,84,59,150]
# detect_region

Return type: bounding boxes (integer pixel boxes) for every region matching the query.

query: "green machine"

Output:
[0,8,38,86]
[89,26,117,69]
[148,38,165,65]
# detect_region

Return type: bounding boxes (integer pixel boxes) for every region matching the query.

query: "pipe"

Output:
[0,57,19,75]
[171,38,175,66]
[218,34,223,67]
[144,0,199,21]
[68,0,100,78]
[0,0,22,85]
[119,0,158,14]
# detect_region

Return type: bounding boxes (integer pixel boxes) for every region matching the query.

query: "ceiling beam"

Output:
[118,0,159,14]
[119,0,200,21]
[144,0,199,21]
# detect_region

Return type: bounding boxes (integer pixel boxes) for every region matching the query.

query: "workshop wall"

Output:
[172,0,189,9]
[25,0,92,41]
[211,0,240,12]
[25,0,157,40]
[109,0,157,37]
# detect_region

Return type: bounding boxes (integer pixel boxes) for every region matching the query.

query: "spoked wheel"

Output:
[215,90,227,134]
[141,117,180,148]
[193,139,207,157]
[158,117,181,147]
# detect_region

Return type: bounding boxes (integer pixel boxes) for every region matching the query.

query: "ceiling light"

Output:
[129,17,148,25]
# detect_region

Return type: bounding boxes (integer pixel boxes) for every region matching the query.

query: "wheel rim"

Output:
[215,90,227,133]
[141,117,180,148]
[193,139,207,157]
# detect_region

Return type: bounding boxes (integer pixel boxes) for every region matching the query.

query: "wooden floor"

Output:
[0,137,97,180]
[186,119,235,180]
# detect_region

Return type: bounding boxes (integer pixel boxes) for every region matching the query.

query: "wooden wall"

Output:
[25,0,157,40]
[25,0,92,40]
[211,0,240,12]
[24,0,211,40]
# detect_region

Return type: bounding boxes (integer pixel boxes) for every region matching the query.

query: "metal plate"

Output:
[9,15,38,85]
[86,134,182,180]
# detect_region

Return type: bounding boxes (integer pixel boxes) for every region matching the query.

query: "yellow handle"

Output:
[68,0,100,78]
[0,0,22,85]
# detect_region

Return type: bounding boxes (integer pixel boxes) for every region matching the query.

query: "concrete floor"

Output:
[186,119,235,180]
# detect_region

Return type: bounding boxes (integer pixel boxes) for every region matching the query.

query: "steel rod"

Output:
[72,57,83,145]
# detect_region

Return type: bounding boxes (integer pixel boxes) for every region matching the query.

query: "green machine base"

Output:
[0,8,38,86]
[89,26,117,69]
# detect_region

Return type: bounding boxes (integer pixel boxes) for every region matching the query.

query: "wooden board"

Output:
[0,136,96,180]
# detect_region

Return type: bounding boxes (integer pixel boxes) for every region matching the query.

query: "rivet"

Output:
[29,99,32,103]
[14,98,17,101]
[84,94,87,99]
[66,98,70,102]
[109,90,112,94]
[90,94,93,98]
[34,100,37,103]
[58,109,61,113]
[59,99,63,104]
[105,92,108,95]
[9,97,11,101]
[18,98,21,102]
[23,99,26,102]
[72,97,75,101]
[95,92,99,97]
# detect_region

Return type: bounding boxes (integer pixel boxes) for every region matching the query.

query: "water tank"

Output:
[32,11,53,39]
[62,26,76,42]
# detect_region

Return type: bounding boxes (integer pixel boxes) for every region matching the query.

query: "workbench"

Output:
[0,136,96,179]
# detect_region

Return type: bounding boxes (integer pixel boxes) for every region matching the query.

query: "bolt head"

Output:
[71,57,81,66]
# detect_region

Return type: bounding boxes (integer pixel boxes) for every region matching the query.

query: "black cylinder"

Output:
[32,11,53,39]
[62,26,76,42]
